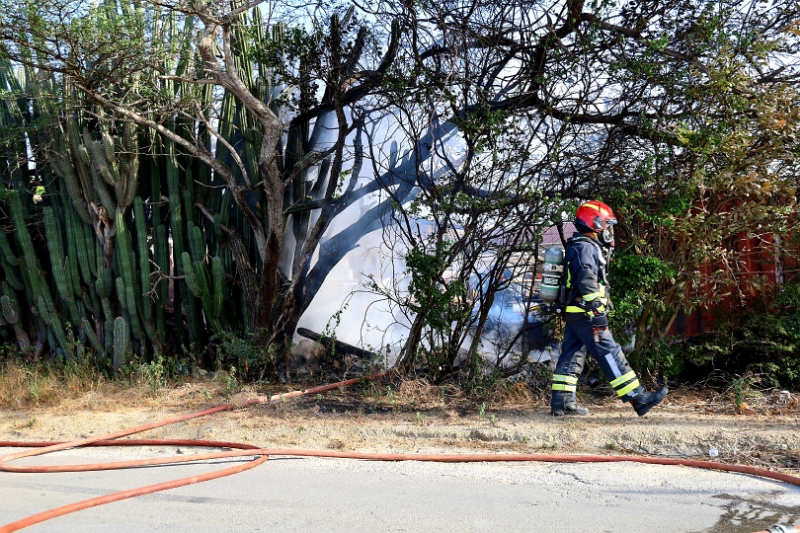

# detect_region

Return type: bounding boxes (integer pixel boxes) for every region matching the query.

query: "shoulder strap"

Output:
[568,235,600,248]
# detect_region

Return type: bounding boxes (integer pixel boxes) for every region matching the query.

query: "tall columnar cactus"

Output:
[113,316,129,372]
[0,291,28,351]
[0,294,18,324]
[166,140,203,345]
[212,256,225,319]
[0,233,23,291]
[67,201,94,286]
[10,192,70,354]
[96,267,114,321]
[43,208,68,295]
[113,210,145,344]
[134,198,151,321]
[81,317,105,356]
[0,233,18,267]
[153,223,168,339]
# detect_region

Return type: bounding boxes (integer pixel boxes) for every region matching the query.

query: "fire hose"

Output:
[0,372,798,533]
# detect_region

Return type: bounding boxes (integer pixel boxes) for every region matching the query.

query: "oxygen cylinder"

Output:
[539,246,565,303]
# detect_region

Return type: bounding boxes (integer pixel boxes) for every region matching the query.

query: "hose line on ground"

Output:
[0,372,798,533]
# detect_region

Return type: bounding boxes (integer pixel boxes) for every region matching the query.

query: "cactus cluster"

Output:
[1,47,242,367]
[0,4,365,371]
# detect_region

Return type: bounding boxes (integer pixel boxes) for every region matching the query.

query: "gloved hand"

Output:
[590,311,608,342]
[590,310,608,332]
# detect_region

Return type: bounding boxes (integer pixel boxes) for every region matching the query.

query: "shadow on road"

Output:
[701,493,800,533]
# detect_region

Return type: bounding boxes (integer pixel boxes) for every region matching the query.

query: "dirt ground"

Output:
[1,378,799,475]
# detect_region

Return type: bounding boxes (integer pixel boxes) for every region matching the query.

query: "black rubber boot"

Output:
[630,386,668,417]
[551,391,589,416]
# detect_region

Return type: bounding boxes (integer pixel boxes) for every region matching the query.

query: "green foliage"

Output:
[686,284,800,389]
[608,252,676,332]
[405,242,467,333]
[626,338,686,379]
[223,366,239,399]
[402,241,476,375]
[626,283,800,389]
[211,330,281,381]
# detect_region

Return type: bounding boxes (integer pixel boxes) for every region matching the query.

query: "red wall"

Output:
[672,232,800,337]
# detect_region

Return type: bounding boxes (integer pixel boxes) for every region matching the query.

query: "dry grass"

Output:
[352,376,540,415]
[0,361,265,412]
[3,358,798,421]
[0,362,117,409]
[645,383,800,416]
[484,381,536,408]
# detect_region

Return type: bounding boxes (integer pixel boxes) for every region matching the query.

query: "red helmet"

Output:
[575,200,617,247]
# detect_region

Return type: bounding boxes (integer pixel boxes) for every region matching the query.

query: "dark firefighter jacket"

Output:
[563,233,610,314]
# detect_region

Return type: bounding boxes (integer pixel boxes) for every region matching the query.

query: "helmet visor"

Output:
[600,223,615,247]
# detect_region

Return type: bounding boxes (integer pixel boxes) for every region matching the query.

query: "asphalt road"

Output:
[1,447,799,533]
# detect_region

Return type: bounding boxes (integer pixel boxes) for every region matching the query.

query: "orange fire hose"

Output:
[1,372,798,533]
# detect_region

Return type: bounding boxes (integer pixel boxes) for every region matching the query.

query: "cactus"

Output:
[115,210,136,294]
[166,141,203,345]
[213,213,223,254]
[0,233,18,267]
[63,204,84,298]
[188,222,205,262]
[89,163,117,222]
[87,222,99,277]
[36,295,50,325]
[212,256,224,318]
[101,296,113,322]
[43,207,72,303]
[115,277,127,307]
[192,261,213,318]
[104,319,114,355]
[113,316,129,372]
[153,223,168,337]
[10,193,70,353]
[44,290,69,352]
[125,286,143,340]
[69,203,94,285]
[116,124,139,209]
[10,192,38,271]
[49,123,93,226]
[0,256,23,291]
[81,318,105,355]
[96,267,112,298]
[1,295,18,324]
[47,328,57,353]
[134,197,152,321]
[0,14,327,363]
[183,187,196,227]
[181,252,200,297]
[87,283,103,323]
[68,251,82,302]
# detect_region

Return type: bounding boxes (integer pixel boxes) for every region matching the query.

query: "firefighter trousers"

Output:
[552,314,642,402]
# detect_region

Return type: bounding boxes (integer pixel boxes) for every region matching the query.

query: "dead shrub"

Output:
[485,381,535,408]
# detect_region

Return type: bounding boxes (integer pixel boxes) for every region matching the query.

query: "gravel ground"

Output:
[1,387,799,467]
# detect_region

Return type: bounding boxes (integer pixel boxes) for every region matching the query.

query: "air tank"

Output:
[539,246,564,303]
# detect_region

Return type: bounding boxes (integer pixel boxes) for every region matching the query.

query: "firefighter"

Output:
[551,200,668,416]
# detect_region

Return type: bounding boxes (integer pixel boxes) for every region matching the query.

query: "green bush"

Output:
[211,330,283,382]
[677,283,800,389]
